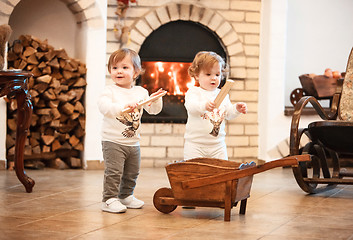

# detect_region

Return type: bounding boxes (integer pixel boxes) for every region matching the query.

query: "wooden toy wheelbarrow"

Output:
[153,155,310,221]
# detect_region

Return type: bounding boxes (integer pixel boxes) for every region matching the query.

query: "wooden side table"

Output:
[0,70,34,193]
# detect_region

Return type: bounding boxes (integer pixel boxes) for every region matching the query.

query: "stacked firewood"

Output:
[6,35,86,169]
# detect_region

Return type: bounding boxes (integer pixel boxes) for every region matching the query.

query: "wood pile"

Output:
[6,35,86,169]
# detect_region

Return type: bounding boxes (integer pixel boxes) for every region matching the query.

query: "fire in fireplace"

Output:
[139,61,194,123]
[140,61,194,95]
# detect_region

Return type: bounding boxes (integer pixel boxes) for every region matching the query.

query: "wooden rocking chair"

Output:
[289,47,353,194]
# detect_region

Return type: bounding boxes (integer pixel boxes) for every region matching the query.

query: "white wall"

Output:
[8,0,78,57]
[0,100,6,161]
[82,0,107,166]
[0,45,7,161]
[82,27,106,166]
[285,0,353,106]
[259,0,353,161]
[259,0,291,161]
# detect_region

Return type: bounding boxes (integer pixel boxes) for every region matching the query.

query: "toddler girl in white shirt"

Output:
[184,51,247,160]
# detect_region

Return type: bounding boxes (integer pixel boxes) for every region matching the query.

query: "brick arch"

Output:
[128,2,246,79]
[0,0,103,27]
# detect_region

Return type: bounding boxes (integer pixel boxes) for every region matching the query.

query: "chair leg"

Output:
[224,181,232,221]
[239,199,247,215]
[314,144,331,178]
[224,204,231,221]
[329,149,341,178]
[14,90,35,193]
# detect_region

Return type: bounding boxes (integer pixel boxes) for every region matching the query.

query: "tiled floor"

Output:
[0,166,353,240]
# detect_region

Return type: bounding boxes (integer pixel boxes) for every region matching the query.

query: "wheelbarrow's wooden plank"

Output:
[187,158,241,168]
[158,197,228,208]
[181,155,311,190]
[159,197,178,205]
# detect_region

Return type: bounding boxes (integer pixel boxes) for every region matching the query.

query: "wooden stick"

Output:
[121,91,167,113]
[214,80,235,108]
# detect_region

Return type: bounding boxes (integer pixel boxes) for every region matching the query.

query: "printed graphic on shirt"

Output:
[116,108,141,138]
[202,108,225,137]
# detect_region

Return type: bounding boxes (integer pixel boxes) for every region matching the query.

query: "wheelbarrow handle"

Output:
[181,154,311,190]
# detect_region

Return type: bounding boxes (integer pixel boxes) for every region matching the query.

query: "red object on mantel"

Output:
[118,0,136,5]
[116,0,137,17]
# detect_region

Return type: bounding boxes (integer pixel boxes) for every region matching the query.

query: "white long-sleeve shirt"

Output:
[98,84,162,146]
[184,86,240,145]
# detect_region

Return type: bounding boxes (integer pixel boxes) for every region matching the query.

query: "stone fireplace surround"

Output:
[1,0,260,169]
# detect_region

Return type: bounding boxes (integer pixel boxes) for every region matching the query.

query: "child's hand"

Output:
[150,88,167,102]
[236,102,247,114]
[205,100,216,112]
[123,103,138,113]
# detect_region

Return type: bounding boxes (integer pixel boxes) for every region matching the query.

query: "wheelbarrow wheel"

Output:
[290,88,306,106]
[153,187,177,214]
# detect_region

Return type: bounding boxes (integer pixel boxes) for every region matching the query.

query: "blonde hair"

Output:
[188,51,228,79]
[108,48,144,79]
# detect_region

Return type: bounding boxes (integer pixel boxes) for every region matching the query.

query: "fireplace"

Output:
[138,20,227,123]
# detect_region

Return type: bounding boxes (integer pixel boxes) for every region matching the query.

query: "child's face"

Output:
[197,62,222,91]
[110,55,138,89]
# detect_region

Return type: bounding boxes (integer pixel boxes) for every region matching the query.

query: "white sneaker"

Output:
[119,195,144,209]
[101,198,127,213]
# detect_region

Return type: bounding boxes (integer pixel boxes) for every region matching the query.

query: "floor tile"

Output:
[0,167,352,240]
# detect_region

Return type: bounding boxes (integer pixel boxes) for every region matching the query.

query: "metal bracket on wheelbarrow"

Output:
[153,154,310,221]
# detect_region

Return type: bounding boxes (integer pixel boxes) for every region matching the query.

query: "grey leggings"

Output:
[102,141,141,202]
